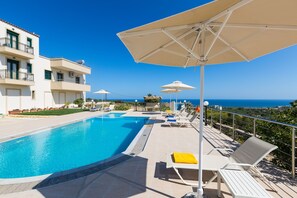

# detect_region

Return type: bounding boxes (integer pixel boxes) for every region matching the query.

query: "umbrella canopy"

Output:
[94,89,110,94]
[117,0,297,197]
[117,0,297,67]
[161,88,181,93]
[162,81,194,90]
[161,88,182,111]
[162,81,193,112]
[94,89,111,111]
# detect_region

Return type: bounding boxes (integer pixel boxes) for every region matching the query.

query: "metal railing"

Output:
[55,79,86,85]
[0,69,34,81]
[0,37,34,55]
[205,107,297,178]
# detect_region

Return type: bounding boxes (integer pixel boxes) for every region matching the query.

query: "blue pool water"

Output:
[0,113,148,178]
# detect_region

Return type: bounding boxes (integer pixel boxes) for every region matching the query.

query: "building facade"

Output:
[0,19,91,114]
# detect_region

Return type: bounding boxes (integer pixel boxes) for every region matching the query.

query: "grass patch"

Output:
[21,109,85,116]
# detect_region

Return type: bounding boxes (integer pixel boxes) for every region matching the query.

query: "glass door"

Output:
[7,59,19,79]
[7,31,19,49]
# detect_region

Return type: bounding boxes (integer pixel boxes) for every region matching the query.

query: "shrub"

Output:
[144,94,162,103]
[115,104,131,111]
[74,98,84,107]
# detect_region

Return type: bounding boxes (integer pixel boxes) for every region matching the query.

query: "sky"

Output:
[2,0,297,100]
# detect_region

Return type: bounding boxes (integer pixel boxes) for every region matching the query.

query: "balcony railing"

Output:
[0,69,34,81]
[201,107,297,178]
[55,78,85,84]
[0,37,34,55]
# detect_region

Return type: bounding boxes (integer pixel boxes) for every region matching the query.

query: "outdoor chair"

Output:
[163,112,196,127]
[162,109,175,117]
[166,136,277,190]
[105,104,115,112]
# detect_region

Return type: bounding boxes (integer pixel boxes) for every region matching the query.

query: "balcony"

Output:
[0,38,34,59]
[50,58,91,74]
[51,81,90,92]
[0,69,34,86]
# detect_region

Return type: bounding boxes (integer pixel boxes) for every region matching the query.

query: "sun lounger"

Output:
[217,169,272,198]
[162,109,175,117]
[90,107,98,112]
[166,137,277,189]
[105,104,115,112]
[176,113,197,127]
[163,113,197,127]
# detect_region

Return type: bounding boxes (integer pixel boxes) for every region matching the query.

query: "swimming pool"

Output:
[0,113,148,178]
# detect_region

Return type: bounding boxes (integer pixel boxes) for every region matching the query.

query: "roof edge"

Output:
[0,19,40,37]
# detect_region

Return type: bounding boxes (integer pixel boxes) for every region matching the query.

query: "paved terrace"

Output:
[0,111,296,197]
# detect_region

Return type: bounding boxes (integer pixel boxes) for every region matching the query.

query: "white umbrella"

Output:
[94,89,110,94]
[94,89,111,110]
[117,0,297,197]
[162,81,194,111]
[161,88,181,111]
[162,81,195,90]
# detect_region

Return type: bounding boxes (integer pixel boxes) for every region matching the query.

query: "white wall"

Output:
[33,56,52,109]
[53,91,83,107]
[0,85,32,113]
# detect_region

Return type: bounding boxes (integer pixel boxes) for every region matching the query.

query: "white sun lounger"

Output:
[166,137,277,189]
[217,169,272,198]
[163,113,197,127]
[105,105,115,112]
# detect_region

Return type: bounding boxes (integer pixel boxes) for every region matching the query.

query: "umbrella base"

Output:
[182,192,208,198]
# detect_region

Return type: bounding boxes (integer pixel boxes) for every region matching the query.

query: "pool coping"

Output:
[0,112,154,188]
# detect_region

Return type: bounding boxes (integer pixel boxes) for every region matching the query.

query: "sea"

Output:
[110,99,293,108]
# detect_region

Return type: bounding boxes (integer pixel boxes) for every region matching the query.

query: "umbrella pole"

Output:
[170,94,172,111]
[198,65,205,197]
[102,95,103,118]
[175,93,178,112]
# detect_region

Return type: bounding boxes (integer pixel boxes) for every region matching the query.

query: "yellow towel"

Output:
[173,152,198,164]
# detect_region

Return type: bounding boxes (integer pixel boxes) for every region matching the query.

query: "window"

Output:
[75,76,80,84]
[57,72,64,81]
[32,90,35,100]
[27,38,32,47]
[27,63,32,73]
[45,70,52,80]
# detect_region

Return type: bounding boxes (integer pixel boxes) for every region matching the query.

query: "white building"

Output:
[0,19,91,114]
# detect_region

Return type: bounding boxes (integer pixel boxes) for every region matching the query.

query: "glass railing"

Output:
[0,69,34,81]
[0,37,34,55]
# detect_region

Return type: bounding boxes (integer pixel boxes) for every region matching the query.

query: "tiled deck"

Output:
[0,111,296,197]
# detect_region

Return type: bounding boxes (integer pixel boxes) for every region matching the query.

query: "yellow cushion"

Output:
[173,152,198,164]
[166,110,173,114]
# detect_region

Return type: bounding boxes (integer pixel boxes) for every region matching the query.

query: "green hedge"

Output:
[21,109,84,116]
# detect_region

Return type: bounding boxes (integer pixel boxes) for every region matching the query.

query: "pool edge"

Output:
[0,115,154,188]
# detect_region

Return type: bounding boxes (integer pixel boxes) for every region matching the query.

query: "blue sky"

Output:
[2,0,297,100]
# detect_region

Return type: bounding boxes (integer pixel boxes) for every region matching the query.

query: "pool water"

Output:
[0,113,148,178]
[102,112,125,118]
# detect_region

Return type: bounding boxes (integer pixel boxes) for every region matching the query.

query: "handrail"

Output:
[192,106,297,129]
[204,106,296,178]
[0,69,34,81]
[219,109,297,129]
[53,80,89,85]
[0,37,34,55]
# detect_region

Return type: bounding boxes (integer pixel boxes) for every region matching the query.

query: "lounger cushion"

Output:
[167,118,176,122]
[173,152,198,164]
